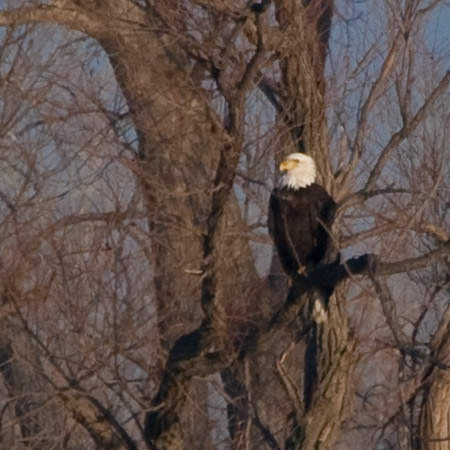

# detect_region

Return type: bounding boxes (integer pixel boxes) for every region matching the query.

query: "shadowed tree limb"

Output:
[252,406,281,450]
[200,4,268,318]
[144,239,450,447]
[59,391,139,450]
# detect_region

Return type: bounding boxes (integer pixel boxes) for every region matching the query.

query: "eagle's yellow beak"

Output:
[279,159,299,172]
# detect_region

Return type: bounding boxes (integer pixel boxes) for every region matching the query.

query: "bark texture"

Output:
[0,2,449,450]
[420,309,450,450]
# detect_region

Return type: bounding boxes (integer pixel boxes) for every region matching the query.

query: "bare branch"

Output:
[338,187,415,212]
[364,70,450,192]
[417,224,449,243]
[341,224,393,248]
[352,33,403,164]
[200,5,269,316]
[377,240,450,276]
[368,272,405,347]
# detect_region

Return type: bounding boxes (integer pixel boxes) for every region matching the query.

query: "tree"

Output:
[0,1,449,449]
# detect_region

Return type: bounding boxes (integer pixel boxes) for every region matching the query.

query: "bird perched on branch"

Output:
[268,153,339,279]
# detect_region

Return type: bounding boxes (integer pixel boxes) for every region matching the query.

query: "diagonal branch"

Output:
[368,272,406,348]
[377,239,450,276]
[337,187,415,213]
[257,75,283,113]
[364,70,450,192]
[59,391,138,450]
[339,65,450,212]
[340,220,449,249]
[353,34,402,161]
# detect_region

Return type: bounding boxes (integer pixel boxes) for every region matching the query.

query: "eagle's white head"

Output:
[279,153,316,189]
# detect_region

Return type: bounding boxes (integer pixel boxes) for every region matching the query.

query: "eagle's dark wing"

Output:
[310,184,339,265]
[269,184,339,277]
[268,188,303,277]
[267,189,278,241]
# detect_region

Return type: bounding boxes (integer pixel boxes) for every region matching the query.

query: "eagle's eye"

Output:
[279,159,299,172]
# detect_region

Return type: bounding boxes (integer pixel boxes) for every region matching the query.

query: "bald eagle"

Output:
[268,153,338,278]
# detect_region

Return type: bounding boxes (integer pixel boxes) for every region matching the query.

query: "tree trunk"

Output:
[420,309,450,450]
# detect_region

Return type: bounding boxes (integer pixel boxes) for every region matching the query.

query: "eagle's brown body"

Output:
[268,161,338,277]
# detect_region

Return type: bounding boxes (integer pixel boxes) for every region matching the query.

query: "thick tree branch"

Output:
[201,5,268,316]
[0,2,99,35]
[252,414,281,450]
[59,391,138,450]
[0,1,146,38]
[144,239,450,446]
[144,255,364,446]
[257,75,283,113]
